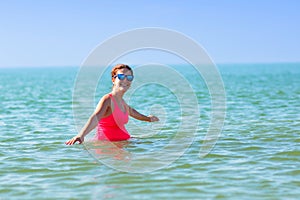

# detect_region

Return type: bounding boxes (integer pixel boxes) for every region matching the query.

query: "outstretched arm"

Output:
[128,106,159,122]
[65,95,111,145]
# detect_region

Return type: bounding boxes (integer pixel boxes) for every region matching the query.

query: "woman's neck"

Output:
[111,89,124,99]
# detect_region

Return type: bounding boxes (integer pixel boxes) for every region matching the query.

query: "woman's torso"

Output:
[96,94,130,141]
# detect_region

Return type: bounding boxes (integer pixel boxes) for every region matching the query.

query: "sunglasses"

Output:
[114,74,134,82]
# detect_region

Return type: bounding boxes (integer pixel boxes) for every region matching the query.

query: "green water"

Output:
[0,64,299,199]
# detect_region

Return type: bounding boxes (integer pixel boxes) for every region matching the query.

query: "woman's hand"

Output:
[65,135,84,145]
[148,115,159,122]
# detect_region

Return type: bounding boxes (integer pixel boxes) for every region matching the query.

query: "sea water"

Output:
[0,64,299,199]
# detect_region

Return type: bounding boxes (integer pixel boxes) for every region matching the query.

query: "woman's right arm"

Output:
[65,95,110,145]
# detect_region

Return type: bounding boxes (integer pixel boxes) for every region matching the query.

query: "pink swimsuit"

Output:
[96,94,130,141]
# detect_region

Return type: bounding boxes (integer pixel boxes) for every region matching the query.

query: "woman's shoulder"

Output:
[99,93,112,104]
[103,93,112,99]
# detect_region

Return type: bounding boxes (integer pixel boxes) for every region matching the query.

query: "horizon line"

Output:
[0,61,300,68]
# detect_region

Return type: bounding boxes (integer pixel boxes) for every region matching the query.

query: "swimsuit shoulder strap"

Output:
[109,93,116,104]
[109,93,127,114]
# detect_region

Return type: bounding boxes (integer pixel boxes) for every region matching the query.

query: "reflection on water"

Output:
[85,140,132,161]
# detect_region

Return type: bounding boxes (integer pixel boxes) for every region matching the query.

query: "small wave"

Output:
[0,121,6,126]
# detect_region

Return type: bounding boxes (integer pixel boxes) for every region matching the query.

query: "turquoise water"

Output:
[0,64,299,199]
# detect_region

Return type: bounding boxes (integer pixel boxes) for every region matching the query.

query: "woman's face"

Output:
[113,68,133,92]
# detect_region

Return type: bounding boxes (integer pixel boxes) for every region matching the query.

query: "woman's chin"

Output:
[118,86,129,92]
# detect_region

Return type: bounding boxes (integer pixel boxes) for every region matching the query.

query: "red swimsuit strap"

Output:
[109,93,127,114]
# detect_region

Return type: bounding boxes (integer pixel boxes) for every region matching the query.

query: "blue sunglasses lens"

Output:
[116,74,134,81]
[117,74,126,80]
[126,75,134,81]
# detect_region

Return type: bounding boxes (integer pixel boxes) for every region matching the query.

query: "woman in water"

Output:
[66,64,159,145]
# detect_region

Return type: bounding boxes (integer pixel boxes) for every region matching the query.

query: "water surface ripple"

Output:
[0,64,299,199]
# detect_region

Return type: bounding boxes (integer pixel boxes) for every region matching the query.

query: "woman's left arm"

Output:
[128,105,159,122]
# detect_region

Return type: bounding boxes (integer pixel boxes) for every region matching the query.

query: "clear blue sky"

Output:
[1,0,299,67]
